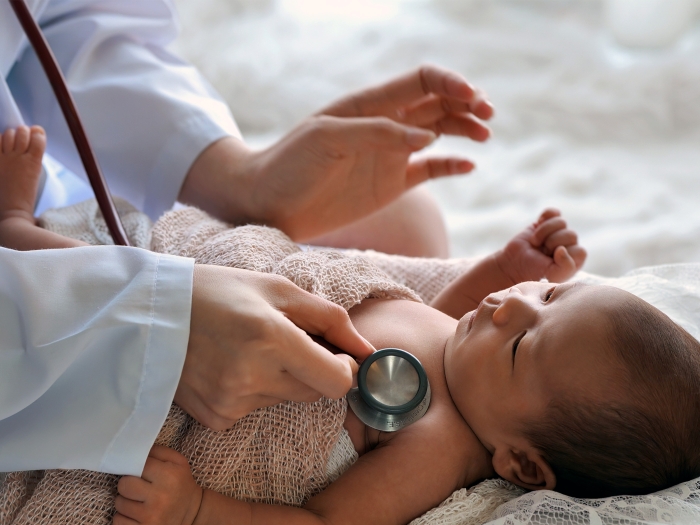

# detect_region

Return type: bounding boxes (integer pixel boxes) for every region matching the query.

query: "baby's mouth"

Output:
[467,297,489,334]
[466,309,477,334]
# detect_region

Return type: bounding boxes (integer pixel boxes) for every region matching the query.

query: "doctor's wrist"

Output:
[178,136,261,225]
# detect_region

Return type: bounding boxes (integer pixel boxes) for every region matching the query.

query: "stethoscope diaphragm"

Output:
[347,348,431,432]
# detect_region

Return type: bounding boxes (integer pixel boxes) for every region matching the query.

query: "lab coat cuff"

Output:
[99,253,195,475]
[144,108,241,220]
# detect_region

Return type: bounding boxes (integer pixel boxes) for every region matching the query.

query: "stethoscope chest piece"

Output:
[347,348,431,432]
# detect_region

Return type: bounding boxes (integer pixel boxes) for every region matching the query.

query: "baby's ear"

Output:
[492,446,556,491]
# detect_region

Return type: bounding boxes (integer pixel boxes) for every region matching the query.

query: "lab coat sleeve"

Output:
[0,245,195,476]
[7,0,241,221]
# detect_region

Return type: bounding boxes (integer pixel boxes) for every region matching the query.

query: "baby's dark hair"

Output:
[524,290,700,498]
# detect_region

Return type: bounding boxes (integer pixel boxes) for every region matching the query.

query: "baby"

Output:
[3,126,700,525]
[111,287,700,524]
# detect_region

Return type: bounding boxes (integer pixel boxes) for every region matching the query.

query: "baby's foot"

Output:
[0,126,46,221]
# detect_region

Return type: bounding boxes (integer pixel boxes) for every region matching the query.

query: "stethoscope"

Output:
[10,0,432,432]
[347,348,431,432]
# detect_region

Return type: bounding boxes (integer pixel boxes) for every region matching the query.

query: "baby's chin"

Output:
[445,309,476,365]
[455,309,476,342]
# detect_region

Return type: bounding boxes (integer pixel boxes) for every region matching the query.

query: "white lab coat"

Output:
[0,246,194,475]
[0,0,238,475]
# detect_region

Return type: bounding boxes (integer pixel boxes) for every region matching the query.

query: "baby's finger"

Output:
[543,230,578,255]
[117,476,151,501]
[114,496,145,522]
[567,244,587,270]
[531,217,567,248]
[535,208,561,225]
[547,246,577,282]
[113,511,140,525]
[141,456,164,483]
[148,445,190,466]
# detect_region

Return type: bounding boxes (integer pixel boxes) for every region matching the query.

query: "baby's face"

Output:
[444,282,626,458]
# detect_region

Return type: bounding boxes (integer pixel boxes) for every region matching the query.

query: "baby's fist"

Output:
[498,208,586,284]
[114,445,203,525]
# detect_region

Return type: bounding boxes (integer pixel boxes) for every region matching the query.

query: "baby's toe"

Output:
[14,126,31,154]
[1,128,16,155]
[27,126,47,159]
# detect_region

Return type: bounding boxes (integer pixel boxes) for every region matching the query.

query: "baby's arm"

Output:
[431,208,586,319]
[0,126,87,250]
[114,446,313,525]
[117,412,490,525]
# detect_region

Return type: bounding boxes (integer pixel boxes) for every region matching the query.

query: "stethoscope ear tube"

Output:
[9,0,130,247]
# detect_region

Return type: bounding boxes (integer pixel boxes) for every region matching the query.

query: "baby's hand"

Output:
[496,208,586,284]
[114,445,203,525]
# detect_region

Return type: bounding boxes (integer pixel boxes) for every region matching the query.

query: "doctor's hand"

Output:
[179,65,493,241]
[175,264,374,431]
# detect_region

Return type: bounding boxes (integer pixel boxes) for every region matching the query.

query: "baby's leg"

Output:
[0,126,87,249]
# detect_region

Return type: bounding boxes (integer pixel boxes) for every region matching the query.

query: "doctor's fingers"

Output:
[322,65,481,119]
[269,318,360,400]
[272,287,373,360]
[400,93,493,131]
[309,115,437,152]
[424,114,491,142]
[405,157,475,187]
[174,381,285,431]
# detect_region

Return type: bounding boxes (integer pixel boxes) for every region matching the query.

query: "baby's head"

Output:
[444,281,700,498]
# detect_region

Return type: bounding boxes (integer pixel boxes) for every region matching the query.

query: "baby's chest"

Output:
[344,399,478,486]
[343,406,382,456]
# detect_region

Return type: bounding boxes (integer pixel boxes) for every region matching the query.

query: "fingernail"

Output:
[406,129,436,148]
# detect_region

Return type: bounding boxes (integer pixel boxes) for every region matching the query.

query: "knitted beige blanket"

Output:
[0,199,522,525]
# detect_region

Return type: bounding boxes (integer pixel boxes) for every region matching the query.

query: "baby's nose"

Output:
[492,287,537,326]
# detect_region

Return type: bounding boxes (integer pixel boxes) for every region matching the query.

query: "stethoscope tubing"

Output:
[9,0,130,247]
